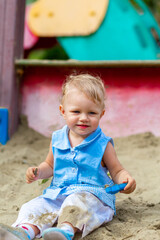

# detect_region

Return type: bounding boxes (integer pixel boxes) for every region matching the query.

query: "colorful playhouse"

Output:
[1,0,160,144]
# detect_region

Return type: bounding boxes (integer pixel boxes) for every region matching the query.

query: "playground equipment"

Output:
[27,0,109,37]
[0,0,25,138]
[24,5,39,50]
[58,0,160,60]
[25,0,160,60]
[1,0,160,142]
[0,109,9,145]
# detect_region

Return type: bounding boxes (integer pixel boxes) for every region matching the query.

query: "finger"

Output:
[26,179,31,184]
[121,182,136,194]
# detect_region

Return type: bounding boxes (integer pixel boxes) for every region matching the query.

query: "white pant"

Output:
[12,192,114,238]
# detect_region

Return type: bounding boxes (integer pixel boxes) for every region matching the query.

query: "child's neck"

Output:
[68,130,87,148]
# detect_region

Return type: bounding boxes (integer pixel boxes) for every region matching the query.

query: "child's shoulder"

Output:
[51,125,69,149]
[100,130,114,147]
[52,125,67,137]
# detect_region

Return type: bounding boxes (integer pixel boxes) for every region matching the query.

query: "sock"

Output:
[59,223,74,239]
[18,224,35,240]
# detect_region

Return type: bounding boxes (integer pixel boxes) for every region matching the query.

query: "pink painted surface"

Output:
[23,5,39,50]
[20,67,160,138]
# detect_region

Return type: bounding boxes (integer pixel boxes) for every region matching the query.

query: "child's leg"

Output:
[57,191,114,238]
[0,223,31,240]
[42,210,77,239]
[42,191,114,239]
[17,223,39,239]
[7,195,65,239]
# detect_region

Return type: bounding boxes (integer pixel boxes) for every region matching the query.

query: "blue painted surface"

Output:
[58,0,160,60]
[105,183,127,194]
[0,108,9,145]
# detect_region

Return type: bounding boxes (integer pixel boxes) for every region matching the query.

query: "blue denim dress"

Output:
[42,125,116,213]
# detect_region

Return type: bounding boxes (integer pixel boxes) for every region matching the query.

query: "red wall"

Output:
[20,66,160,138]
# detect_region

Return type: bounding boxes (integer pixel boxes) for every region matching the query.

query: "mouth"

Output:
[77,124,89,129]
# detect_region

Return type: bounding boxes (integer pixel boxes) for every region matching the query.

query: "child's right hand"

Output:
[26,167,39,184]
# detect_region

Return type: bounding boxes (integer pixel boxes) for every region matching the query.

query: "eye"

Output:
[72,110,80,114]
[89,112,96,115]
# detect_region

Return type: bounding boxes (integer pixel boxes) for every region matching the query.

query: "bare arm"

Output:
[103,142,136,194]
[26,141,54,184]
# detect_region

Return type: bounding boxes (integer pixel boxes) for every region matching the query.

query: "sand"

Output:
[0,116,160,240]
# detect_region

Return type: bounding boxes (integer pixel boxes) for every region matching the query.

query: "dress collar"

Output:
[52,125,102,150]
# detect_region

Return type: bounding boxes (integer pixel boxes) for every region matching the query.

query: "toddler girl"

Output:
[0,73,136,240]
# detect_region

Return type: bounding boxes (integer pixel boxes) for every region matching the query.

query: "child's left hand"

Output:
[103,142,136,194]
[120,175,136,194]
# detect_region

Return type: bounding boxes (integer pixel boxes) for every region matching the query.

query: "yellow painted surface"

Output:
[28,0,109,36]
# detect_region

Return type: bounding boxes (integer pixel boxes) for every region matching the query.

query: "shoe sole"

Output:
[43,231,68,240]
[0,226,20,240]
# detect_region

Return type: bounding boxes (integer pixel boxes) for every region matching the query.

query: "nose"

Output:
[79,113,88,122]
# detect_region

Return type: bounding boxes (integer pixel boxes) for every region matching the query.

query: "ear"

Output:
[59,105,65,118]
[100,109,105,118]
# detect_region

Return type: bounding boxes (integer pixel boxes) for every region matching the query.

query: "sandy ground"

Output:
[0,117,160,240]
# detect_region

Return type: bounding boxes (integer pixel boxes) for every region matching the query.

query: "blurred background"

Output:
[24,0,160,61]
[1,0,160,144]
[143,0,160,23]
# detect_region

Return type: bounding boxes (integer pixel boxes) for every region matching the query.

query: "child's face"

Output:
[60,87,105,139]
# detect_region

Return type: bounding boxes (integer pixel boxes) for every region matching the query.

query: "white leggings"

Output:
[12,192,114,238]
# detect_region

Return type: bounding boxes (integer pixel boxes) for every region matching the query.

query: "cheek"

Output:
[91,117,100,125]
[66,115,77,125]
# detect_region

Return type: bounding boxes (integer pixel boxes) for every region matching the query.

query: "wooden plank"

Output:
[0,0,6,79]
[0,0,25,137]
[15,59,160,68]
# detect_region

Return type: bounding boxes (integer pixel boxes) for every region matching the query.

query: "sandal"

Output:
[42,227,73,240]
[0,223,30,240]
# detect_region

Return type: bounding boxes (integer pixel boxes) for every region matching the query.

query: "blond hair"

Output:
[61,73,105,109]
